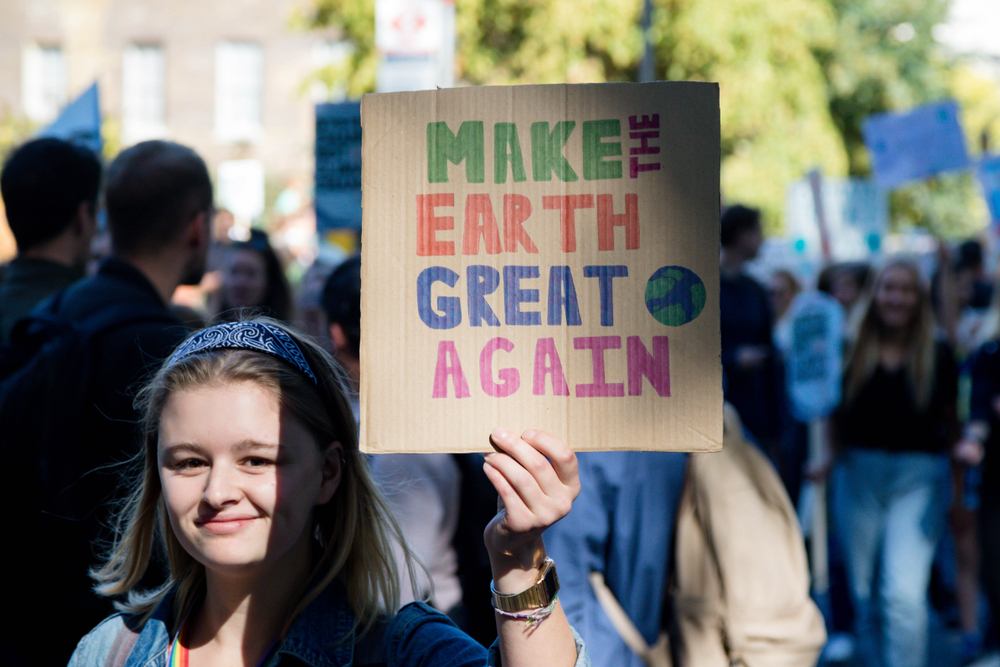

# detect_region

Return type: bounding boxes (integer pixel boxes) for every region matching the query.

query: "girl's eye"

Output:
[244,457,275,468]
[172,458,205,471]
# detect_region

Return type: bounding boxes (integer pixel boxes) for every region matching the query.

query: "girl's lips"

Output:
[196,516,260,534]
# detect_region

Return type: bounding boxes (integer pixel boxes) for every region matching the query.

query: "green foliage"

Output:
[653,0,847,234]
[815,0,952,175]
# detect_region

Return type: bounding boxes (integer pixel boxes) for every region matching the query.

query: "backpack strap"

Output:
[588,571,672,667]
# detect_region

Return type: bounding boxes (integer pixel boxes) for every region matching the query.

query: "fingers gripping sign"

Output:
[482,429,580,572]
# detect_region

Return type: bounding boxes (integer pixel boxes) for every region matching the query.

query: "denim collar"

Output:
[124,582,358,667]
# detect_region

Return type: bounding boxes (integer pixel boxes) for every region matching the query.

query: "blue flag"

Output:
[37,82,102,155]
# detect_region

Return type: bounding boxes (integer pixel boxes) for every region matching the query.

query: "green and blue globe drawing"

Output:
[644,266,706,326]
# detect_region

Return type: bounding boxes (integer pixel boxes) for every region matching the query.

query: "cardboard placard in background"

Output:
[360,82,722,453]
[315,102,363,233]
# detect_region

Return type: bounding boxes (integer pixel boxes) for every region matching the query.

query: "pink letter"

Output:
[627,336,670,396]
[432,340,471,398]
[542,194,594,253]
[503,194,539,253]
[573,336,624,397]
[479,337,519,397]
[532,337,569,396]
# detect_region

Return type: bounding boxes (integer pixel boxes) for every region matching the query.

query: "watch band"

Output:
[491,558,560,612]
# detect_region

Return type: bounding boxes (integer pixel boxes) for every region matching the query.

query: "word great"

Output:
[418,264,629,329]
[433,335,670,398]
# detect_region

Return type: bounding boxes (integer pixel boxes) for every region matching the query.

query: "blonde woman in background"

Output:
[832,259,959,667]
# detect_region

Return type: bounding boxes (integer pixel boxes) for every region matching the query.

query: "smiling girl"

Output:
[69,318,586,667]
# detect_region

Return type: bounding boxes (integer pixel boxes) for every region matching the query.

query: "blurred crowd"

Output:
[1,135,997,667]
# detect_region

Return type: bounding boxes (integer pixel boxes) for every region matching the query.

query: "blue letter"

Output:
[467,265,501,326]
[417,267,461,329]
[503,265,542,326]
[584,265,628,326]
[547,266,582,326]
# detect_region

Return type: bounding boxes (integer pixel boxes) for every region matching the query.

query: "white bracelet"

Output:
[493,595,559,627]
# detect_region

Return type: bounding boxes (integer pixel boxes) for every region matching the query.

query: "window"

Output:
[22,44,67,122]
[122,44,166,143]
[215,41,263,141]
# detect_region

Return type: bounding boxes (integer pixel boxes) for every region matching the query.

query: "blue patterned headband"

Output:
[165,320,318,384]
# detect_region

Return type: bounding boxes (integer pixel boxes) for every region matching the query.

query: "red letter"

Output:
[542,194,594,252]
[432,340,471,398]
[573,336,624,397]
[463,194,502,255]
[417,193,455,256]
[597,193,639,251]
[503,194,539,253]
[480,337,519,397]
[627,336,670,396]
[533,337,569,396]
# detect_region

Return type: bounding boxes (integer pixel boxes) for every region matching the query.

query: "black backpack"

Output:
[0,292,175,521]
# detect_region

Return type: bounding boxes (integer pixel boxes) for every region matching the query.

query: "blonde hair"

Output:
[843,259,937,409]
[91,317,413,636]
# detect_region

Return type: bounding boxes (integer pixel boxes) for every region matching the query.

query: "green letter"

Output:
[427,121,485,183]
[583,119,622,180]
[530,121,578,182]
[494,123,526,184]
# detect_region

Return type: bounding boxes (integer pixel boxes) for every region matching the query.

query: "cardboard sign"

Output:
[862,100,970,189]
[978,155,1000,226]
[315,102,363,233]
[360,83,722,453]
[786,292,843,422]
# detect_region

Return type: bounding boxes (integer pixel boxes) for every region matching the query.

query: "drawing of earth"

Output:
[644,265,707,326]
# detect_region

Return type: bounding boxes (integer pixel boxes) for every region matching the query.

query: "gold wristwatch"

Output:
[490,557,560,612]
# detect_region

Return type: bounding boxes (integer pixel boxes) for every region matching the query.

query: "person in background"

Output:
[2,140,212,665]
[719,204,784,454]
[770,267,801,355]
[832,258,959,667]
[818,261,872,339]
[319,255,500,646]
[215,228,293,323]
[0,137,100,341]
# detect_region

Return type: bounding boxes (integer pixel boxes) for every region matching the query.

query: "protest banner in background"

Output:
[786,292,843,422]
[978,155,1000,226]
[360,82,722,453]
[862,100,970,189]
[786,176,888,261]
[315,102,363,235]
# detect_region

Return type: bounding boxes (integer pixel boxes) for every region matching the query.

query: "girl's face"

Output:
[874,265,920,331]
[157,381,340,577]
[224,248,268,309]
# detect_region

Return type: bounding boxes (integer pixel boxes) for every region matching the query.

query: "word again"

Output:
[432,335,671,398]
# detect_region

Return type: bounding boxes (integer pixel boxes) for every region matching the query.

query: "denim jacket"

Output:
[69,582,589,667]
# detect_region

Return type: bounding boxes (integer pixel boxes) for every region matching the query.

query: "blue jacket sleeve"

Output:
[544,454,631,667]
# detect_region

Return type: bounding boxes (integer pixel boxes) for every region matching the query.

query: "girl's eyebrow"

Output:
[161,440,279,456]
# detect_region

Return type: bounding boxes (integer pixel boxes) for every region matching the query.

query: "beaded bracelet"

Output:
[493,595,559,627]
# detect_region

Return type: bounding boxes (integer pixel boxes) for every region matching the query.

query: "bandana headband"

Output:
[165,320,318,384]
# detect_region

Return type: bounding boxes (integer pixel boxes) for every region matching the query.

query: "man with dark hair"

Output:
[719,203,783,451]
[1,140,211,664]
[0,137,101,341]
